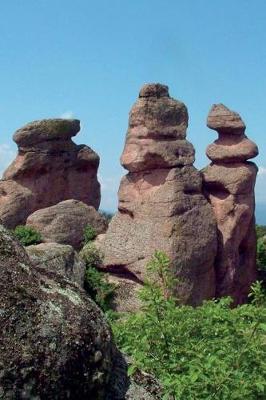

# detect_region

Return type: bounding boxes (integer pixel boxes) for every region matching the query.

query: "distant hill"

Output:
[256,203,266,225]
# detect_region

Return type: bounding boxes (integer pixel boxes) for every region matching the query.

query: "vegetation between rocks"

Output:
[256,225,266,286]
[111,251,266,400]
[13,225,42,246]
[83,224,97,243]
[80,242,115,312]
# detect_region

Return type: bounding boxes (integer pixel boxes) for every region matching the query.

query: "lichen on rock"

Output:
[0,225,113,399]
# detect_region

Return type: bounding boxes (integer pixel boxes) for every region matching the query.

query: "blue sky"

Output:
[0,0,266,222]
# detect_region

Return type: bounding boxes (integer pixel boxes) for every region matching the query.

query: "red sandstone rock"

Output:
[207,104,246,134]
[26,199,108,250]
[101,84,217,307]
[0,119,100,228]
[206,134,258,163]
[202,105,258,304]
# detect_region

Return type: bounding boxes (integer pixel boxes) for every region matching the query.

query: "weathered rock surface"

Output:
[0,225,113,399]
[26,199,108,250]
[101,84,217,306]
[202,104,258,304]
[0,119,100,228]
[26,242,86,286]
[207,104,246,134]
[206,135,258,163]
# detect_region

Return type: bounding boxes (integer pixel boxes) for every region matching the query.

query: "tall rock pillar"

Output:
[102,84,217,307]
[202,104,258,304]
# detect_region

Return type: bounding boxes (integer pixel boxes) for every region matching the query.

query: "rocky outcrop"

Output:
[101,83,217,306]
[0,119,100,228]
[0,225,113,399]
[26,199,108,250]
[202,104,258,304]
[26,242,86,286]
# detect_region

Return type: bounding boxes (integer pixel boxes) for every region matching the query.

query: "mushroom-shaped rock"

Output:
[13,118,81,149]
[0,225,113,398]
[0,119,101,228]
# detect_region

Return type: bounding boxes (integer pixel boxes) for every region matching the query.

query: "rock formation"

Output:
[101,83,217,307]
[202,104,258,304]
[26,242,86,286]
[26,199,108,250]
[0,119,100,228]
[0,225,113,399]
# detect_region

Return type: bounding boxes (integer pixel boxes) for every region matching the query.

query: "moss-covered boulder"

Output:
[0,226,113,399]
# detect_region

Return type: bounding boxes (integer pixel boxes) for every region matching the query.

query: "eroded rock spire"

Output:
[101,83,217,309]
[202,103,258,304]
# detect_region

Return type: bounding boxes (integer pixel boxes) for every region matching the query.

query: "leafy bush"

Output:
[80,243,115,311]
[83,224,97,243]
[13,225,42,246]
[80,242,103,268]
[112,251,266,400]
[257,237,266,289]
[85,267,115,312]
[257,237,266,272]
[256,224,266,239]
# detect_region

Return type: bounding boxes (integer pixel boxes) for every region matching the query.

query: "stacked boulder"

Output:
[0,119,100,228]
[102,83,217,307]
[202,104,258,304]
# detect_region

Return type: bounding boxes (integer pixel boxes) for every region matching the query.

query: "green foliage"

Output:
[85,267,115,312]
[112,251,266,400]
[256,225,266,239]
[13,225,42,246]
[80,243,115,311]
[256,235,266,288]
[80,242,103,268]
[257,237,266,272]
[83,224,97,243]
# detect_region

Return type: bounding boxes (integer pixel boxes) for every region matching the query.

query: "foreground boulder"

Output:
[101,83,217,307]
[202,104,258,304]
[26,242,86,286]
[0,226,113,399]
[26,199,108,250]
[0,119,100,228]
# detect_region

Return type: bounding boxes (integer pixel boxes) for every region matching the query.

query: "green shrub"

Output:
[80,243,115,311]
[257,237,266,272]
[112,251,266,400]
[85,267,115,312]
[256,225,266,239]
[13,225,42,246]
[80,242,103,268]
[83,224,97,243]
